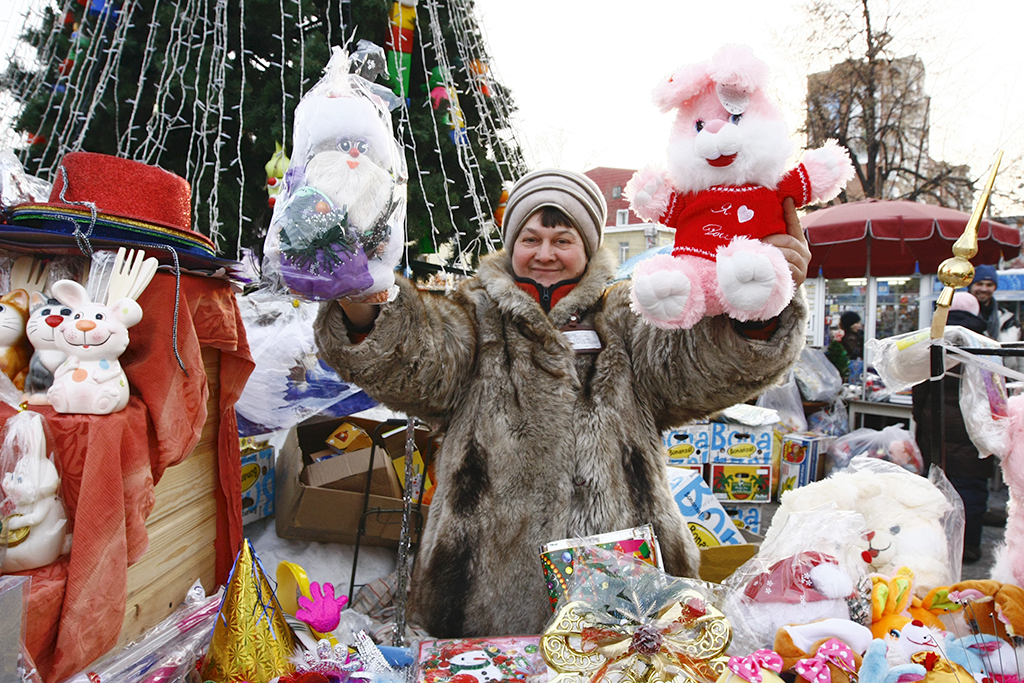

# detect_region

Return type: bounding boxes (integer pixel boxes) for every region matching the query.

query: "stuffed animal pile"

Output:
[626,44,854,329]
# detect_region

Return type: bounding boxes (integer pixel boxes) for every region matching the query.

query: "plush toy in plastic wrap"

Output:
[0,410,70,573]
[764,457,963,597]
[264,44,407,303]
[721,507,867,655]
[824,425,924,476]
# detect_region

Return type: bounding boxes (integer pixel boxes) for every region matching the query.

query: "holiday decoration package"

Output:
[240,435,276,525]
[275,414,433,546]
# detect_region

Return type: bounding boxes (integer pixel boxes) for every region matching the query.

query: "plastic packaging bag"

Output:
[866,325,999,395]
[793,346,843,402]
[235,290,372,432]
[959,353,1011,458]
[824,424,923,476]
[722,506,868,654]
[0,411,70,573]
[0,150,51,209]
[541,544,730,683]
[263,43,407,302]
[807,398,849,437]
[756,372,807,433]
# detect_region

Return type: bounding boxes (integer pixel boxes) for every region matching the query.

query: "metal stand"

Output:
[346,419,434,608]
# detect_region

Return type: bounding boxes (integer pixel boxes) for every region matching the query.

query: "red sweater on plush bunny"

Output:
[626,44,854,329]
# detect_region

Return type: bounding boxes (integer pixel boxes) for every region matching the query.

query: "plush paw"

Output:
[630,254,705,329]
[803,139,856,203]
[625,167,671,221]
[716,237,794,321]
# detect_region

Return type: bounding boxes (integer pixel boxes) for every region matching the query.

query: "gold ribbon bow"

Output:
[541,590,731,683]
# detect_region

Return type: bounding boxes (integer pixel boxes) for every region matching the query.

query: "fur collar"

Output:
[473,248,617,328]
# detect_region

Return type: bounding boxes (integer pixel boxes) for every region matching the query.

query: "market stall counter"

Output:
[4,271,253,683]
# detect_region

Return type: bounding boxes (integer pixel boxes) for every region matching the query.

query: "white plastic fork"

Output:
[106,247,146,305]
[9,256,50,294]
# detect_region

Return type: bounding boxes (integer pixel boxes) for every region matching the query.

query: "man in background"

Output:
[969,265,1021,347]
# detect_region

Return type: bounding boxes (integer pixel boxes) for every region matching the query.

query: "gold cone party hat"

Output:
[200,539,296,683]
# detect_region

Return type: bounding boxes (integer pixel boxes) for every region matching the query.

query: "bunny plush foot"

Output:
[715,237,794,321]
[630,254,706,329]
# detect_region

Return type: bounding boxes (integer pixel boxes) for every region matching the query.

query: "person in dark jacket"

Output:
[839,310,864,360]
[912,291,994,563]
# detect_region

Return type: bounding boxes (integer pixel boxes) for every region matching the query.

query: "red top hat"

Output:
[4,152,231,267]
[48,151,194,234]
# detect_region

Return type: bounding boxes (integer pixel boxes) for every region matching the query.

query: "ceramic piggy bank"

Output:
[1,411,68,572]
[47,279,142,415]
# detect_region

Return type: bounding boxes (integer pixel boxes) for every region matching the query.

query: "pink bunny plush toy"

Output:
[626,44,854,329]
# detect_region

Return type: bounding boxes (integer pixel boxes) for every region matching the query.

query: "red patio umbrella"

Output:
[804,199,1021,279]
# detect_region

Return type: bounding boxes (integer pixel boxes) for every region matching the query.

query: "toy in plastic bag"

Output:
[0,410,70,573]
[793,347,843,403]
[263,43,407,302]
[824,424,923,476]
[757,372,807,434]
[540,544,731,683]
[234,290,372,432]
[63,581,223,683]
[807,398,848,437]
[0,150,51,209]
[957,348,1013,458]
[765,456,963,598]
[866,325,999,396]
[722,506,867,655]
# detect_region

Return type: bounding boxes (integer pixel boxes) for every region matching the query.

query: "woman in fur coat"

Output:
[315,169,810,637]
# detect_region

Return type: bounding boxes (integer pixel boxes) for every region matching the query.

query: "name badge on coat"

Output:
[560,314,602,354]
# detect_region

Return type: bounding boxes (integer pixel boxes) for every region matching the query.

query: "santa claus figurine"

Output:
[265,45,407,302]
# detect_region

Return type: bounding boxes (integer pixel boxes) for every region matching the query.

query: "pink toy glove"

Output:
[295,581,348,633]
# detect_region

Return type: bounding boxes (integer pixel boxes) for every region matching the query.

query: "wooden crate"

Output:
[119,346,222,644]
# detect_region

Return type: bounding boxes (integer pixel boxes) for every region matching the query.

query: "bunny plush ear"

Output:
[652,60,713,113]
[51,279,90,310]
[109,298,144,329]
[708,44,770,95]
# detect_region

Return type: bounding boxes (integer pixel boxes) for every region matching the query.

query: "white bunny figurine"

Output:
[1,411,68,573]
[47,279,143,415]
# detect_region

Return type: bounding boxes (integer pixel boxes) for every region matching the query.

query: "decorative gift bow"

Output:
[794,639,857,683]
[727,650,783,683]
[541,592,732,683]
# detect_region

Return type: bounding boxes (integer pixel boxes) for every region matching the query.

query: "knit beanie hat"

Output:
[502,169,607,257]
[972,264,999,288]
[839,311,861,330]
[950,290,981,316]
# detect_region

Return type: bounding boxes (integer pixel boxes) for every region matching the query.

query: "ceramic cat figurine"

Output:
[48,279,142,415]
[1,411,69,573]
[0,289,32,391]
[23,292,71,405]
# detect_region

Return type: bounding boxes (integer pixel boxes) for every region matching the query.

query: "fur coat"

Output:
[315,247,807,637]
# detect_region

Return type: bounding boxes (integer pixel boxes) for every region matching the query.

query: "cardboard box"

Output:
[663,422,710,465]
[723,504,762,534]
[667,467,744,547]
[709,421,776,463]
[710,463,772,503]
[778,432,836,496]
[240,437,276,525]
[276,416,432,546]
[699,543,758,583]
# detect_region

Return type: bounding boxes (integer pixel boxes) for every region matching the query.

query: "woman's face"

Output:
[511,213,588,286]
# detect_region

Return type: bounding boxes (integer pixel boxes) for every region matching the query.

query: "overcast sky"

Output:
[2,0,1022,211]
[473,0,1024,213]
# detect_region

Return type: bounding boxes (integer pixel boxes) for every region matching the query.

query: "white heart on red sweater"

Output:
[738,205,755,223]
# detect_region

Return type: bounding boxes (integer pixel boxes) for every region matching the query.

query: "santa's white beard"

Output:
[305,151,393,231]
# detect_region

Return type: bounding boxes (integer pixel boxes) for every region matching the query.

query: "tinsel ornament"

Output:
[540,546,731,683]
[200,539,297,683]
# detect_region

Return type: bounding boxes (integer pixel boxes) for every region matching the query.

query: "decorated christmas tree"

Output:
[0,0,526,265]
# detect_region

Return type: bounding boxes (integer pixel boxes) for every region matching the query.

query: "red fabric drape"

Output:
[10,272,252,682]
